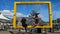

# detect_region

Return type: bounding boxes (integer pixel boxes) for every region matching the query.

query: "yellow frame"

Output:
[13,2,52,28]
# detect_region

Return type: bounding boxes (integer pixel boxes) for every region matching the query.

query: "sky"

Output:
[0,0,60,21]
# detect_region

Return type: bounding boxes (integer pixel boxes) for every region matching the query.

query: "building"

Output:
[0,13,10,30]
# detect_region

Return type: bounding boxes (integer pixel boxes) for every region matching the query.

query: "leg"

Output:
[37,28,41,33]
[25,27,27,32]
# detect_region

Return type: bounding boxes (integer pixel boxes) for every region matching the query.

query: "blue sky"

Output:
[0,0,60,21]
[17,4,49,21]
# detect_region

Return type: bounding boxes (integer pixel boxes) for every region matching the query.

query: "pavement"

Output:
[0,31,60,34]
[0,31,10,34]
[0,29,60,34]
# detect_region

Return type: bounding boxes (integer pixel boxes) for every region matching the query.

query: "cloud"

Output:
[38,14,44,18]
[53,11,60,19]
[0,10,27,18]
[1,10,13,16]
[16,13,27,17]
[0,10,44,19]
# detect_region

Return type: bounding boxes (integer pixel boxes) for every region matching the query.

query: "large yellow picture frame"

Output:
[13,1,52,28]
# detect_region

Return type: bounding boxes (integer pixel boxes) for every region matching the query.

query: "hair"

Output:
[35,14,38,18]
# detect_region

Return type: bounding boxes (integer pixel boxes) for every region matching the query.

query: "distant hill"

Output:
[16,17,47,26]
[53,18,60,23]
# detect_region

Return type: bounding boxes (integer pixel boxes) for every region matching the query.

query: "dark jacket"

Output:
[21,18,27,27]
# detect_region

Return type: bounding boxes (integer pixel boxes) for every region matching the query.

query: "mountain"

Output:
[16,17,47,26]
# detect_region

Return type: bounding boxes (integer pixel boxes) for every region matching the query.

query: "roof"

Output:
[0,13,10,20]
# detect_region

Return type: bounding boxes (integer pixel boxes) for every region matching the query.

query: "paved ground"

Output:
[0,31,10,34]
[0,31,60,34]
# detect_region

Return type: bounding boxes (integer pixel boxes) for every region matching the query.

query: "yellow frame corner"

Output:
[13,1,52,28]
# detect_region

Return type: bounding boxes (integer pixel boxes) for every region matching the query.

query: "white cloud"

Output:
[0,10,44,19]
[0,10,27,18]
[38,14,44,18]
[1,10,13,16]
[16,13,27,17]
[53,11,60,19]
